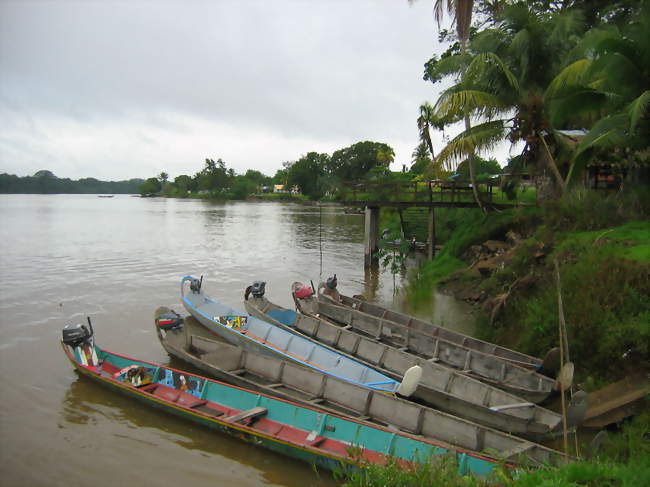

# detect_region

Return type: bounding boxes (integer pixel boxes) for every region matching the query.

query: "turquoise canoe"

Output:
[181,276,406,394]
[62,336,503,475]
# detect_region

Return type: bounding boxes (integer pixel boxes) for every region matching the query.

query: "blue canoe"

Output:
[181,276,412,394]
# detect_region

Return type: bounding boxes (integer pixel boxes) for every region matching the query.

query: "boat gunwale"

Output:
[329,291,542,368]
[181,280,399,393]
[244,296,562,435]
[61,341,506,468]
[298,292,556,396]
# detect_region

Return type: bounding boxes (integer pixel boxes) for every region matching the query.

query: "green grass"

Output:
[337,411,650,486]
[558,221,650,263]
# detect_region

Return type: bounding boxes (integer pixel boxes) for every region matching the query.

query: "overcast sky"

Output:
[1,0,463,181]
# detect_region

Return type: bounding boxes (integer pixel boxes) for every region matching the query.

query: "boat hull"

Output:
[244,296,565,436]
[62,342,505,475]
[181,276,399,393]
[295,291,556,403]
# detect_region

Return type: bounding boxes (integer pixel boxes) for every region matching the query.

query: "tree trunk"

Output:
[461,36,485,212]
[539,132,566,196]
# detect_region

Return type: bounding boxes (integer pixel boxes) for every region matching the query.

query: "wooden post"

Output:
[427,207,436,260]
[398,208,406,239]
[364,206,380,267]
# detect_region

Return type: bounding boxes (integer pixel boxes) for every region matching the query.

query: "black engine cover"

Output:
[62,323,92,347]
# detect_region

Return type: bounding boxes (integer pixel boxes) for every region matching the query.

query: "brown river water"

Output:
[0,194,474,487]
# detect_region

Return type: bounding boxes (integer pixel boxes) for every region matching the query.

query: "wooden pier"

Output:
[334,180,527,267]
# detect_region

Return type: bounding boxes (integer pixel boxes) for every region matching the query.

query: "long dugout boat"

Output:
[153,310,572,466]
[243,285,585,436]
[62,321,512,475]
[315,278,556,370]
[181,276,416,395]
[293,281,560,403]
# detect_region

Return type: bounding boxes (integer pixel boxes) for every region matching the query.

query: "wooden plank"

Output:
[225,406,267,423]
[489,402,535,412]
[501,442,535,459]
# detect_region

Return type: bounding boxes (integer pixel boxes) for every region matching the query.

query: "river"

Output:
[0,194,475,487]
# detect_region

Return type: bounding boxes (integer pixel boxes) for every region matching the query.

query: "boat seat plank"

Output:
[139,383,159,393]
[226,406,268,424]
[489,402,534,412]
[501,442,535,459]
[306,431,327,447]
[153,386,181,403]
[188,400,209,409]
[176,394,208,408]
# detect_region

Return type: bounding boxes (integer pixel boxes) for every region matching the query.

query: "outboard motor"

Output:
[155,308,184,331]
[189,276,203,293]
[250,281,266,298]
[293,284,314,299]
[62,317,98,366]
[326,274,338,289]
[245,281,266,300]
[62,322,93,348]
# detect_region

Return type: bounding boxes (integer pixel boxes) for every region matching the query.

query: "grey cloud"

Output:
[1,0,445,179]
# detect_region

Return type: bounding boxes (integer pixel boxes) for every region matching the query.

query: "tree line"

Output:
[0,170,143,194]
[141,140,408,200]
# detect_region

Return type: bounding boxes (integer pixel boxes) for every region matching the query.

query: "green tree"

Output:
[327,141,395,181]
[456,155,501,180]
[272,168,289,186]
[286,152,329,199]
[431,3,586,197]
[197,158,231,194]
[546,4,650,185]
[229,175,258,200]
[173,174,193,196]
[410,142,433,175]
[139,177,162,195]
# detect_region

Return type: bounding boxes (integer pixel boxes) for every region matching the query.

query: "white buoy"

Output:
[396,365,422,397]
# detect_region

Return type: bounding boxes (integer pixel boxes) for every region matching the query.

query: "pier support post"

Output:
[364,206,380,267]
[427,207,436,260]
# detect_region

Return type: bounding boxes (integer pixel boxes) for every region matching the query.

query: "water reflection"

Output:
[1,195,475,487]
[61,374,337,487]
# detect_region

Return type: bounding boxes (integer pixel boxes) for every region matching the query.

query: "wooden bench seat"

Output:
[225,406,267,424]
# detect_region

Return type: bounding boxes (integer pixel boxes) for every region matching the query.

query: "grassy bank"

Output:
[336,380,650,487]
[348,187,650,485]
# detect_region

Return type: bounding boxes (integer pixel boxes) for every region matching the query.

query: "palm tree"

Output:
[431,4,586,197]
[545,5,650,185]
[433,1,486,208]
[417,102,435,159]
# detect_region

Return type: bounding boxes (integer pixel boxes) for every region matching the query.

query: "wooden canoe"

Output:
[181,276,402,394]
[315,283,557,370]
[153,311,572,467]
[293,282,559,403]
[244,294,584,436]
[62,336,521,475]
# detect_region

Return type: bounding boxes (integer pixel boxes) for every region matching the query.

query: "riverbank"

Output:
[337,187,650,485]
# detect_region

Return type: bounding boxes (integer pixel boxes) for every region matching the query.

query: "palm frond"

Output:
[566,112,630,185]
[547,88,607,127]
[435,89,508,121]
[545,59,592,100]
[436,120,505,170]
[426,53,472,81]
[627,90,650,133]
[465,52,519,92]
[509,28,531,79]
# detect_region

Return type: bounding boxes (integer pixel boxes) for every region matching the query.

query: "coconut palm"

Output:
[431,3,586,197]
[545,4,650,185]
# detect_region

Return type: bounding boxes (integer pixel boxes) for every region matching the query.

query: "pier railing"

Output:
[339,179,497,205]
